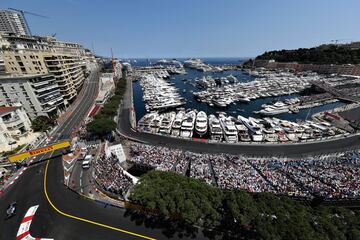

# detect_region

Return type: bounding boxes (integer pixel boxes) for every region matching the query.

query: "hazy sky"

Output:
[2,0,360,58]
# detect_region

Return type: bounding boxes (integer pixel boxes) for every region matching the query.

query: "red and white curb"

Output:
[0,167,28,195]
[16,205,53,240]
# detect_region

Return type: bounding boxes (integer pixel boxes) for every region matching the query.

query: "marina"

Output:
[132,58,360,143]
[137,109,347,143]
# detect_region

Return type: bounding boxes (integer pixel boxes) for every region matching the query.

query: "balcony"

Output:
[3,116,20,124]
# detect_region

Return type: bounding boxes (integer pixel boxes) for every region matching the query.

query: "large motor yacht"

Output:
[219,115,238,143]
[171,110,185,137]
[159,112,176,135]
[208,114,223,142]
[195,111,208,137]
[180,110,197,138]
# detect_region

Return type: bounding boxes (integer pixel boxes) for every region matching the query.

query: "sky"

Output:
[1,0,360,58]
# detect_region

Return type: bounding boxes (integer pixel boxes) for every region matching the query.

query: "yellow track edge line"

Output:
[43,152,156,240]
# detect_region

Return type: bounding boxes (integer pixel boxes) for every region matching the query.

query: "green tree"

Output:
[31,116,54,132]
[86,116,116,136]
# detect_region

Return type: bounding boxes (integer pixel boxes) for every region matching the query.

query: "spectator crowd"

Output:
[129,143,360,200]
[94,154,133,197]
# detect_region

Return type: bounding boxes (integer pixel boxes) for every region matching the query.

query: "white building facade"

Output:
[0,105,31,145]
[0,74,64,118]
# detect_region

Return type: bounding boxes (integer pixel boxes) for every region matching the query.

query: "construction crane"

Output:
[8,8,49,36]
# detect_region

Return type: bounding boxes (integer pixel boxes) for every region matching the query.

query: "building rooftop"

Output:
[0,106,19,115]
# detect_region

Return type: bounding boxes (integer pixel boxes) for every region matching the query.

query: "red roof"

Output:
[0,106,18,114]
[88,104,101,117]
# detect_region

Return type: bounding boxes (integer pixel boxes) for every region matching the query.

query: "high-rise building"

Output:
[0,10,30,36]
[0,33,94,105]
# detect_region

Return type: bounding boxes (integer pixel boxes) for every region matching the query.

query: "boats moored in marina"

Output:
[171,110,185,137]
[136,108,347,144]
[208,114,223,142]
[219,115,238,143]
[195,111,208,137]
[180,110,197,138]
[139,73,185,112]
[159,112,176,135]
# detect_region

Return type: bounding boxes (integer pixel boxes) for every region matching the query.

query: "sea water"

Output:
[131,58,344,122]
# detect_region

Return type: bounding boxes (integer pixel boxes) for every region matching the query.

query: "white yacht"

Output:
[195,111,208,137]
[137,112,158,132]
[180,110,196,138]
[256,106,289,116]
[159,112,176,135]
[238,115,263,142]
[220,116,238,143]
[234,118,251,142]
[150,114,163,134]
[208,114,223,142]
[171,110,185,137]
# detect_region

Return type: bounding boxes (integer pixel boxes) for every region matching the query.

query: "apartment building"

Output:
[0,105,31,146]
[0,10,30,36]
[0,33,91,104]
[0,74,64,118]
[43,54,86,103]
[2,50,48,75]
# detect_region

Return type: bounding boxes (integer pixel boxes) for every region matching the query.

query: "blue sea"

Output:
[131,58,344,122]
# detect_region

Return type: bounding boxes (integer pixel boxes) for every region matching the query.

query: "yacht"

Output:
[159,112,176,135]
[277,131,289,142]
[220,116,238,143]
[171,110,185,137]
[137,112,158,132]
[256,106,289,116]
[238,115,263,142]
[180,110,196,138]
[234,118,251,142]
[208,114,223,142]
[212,97,227,108]
[150,114,163,134]
[195,111,208,137]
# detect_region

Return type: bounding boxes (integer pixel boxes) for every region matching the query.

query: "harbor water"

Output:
[132,58,344,123]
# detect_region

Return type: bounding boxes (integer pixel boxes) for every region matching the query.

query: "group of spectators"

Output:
[129,143,360,200]
[94,154,133,196]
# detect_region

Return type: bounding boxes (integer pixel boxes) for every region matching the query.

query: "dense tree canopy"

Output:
[130,171,360,240]
[255,45,360,65]
[86,79,126,137]
[31,115,55,132]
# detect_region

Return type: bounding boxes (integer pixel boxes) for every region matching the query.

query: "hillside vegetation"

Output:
[255,44,360,65]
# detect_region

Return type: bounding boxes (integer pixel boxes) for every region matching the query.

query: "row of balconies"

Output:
[2,115,20,124]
